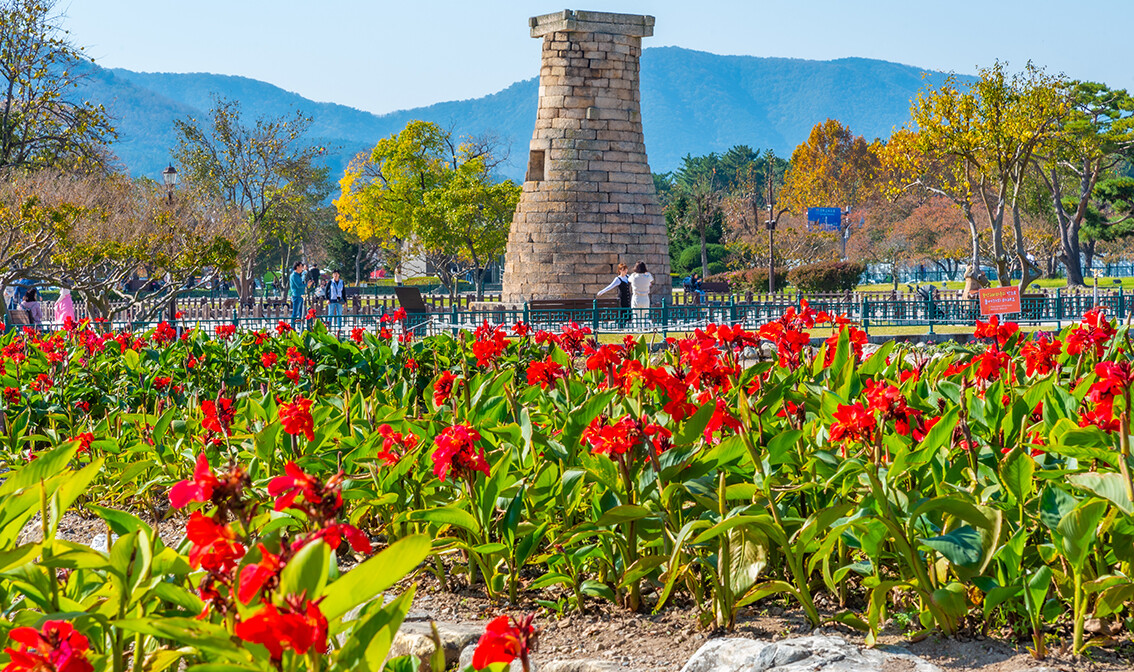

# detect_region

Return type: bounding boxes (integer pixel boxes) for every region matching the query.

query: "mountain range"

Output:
[76,47,963,184]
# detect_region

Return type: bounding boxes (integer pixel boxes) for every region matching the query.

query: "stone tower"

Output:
[501,9,670,304]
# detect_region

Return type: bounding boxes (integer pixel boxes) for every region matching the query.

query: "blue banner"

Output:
[807,207,842,232]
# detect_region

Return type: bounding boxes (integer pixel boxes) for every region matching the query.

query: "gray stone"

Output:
[389,622,485,672]
[679,635,942,672]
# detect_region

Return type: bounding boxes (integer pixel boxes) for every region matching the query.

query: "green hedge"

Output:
[787,261,866,293]
[704,267,790,292]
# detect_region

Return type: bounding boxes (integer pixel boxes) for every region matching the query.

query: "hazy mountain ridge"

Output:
[79,48,965,183]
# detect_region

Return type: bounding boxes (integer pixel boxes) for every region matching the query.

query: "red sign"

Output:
[979,286,1021,316]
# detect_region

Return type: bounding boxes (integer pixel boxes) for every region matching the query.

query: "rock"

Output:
[88,533,119,551]
[679,635,942,672]
[389,622,485,672]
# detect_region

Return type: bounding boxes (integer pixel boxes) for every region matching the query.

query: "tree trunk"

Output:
[1012,202,1043,294]
[988,199,1010,286]
[963,206,981,277]
[354,245,363,286]
[699,222,708,278]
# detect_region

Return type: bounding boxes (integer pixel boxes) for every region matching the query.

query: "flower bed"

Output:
[1,304,1133,670]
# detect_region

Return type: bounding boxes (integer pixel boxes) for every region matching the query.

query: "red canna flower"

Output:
[214,324,236,339]
[279,396,315,441]
[268,461,328,511]
[525,355,567,389]
[434,370,458,407]
[1080,399,1120,433]
[154,376,172,390]
[3,620,93,672]
[69,433,95,455]
[284,368,300,383]
[973,315,1019,347]
[1020,333,1062,377]
[1066,308,1115,358]
[376,424,418,466]
[234,598,328,661]
[261,352,278,368]
[392,307,407,321]
[432,424,489,482]
[581,415,640,457]
[303,523,372,554]
[829,403,877,446]
[201,397,235,434]
[472,321,510,368]
[972,348,1011,382]
[305,307,317,320]
[472,614,538,671]
[350,327,366,343]
[1089,360,1134,404]
[276,321,294,334]
[169,453,220,508]
[152,321,177,344]
[237,543,283,604]
[185,511,245,572]
[512,321,530,336]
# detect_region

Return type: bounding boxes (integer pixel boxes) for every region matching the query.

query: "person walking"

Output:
[289,262,309,329]
[55,288,75,327]
[326,269,345,333]
[628,261,654,321]
[19,287,43,326]
[596,262,632,327]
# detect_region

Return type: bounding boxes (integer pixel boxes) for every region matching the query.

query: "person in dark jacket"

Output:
[596,262,632,327]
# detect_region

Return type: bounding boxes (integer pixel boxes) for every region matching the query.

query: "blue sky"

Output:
[63,1,1130,114]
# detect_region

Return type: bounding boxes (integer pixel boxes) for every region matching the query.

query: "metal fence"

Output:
[9,288,1122,339]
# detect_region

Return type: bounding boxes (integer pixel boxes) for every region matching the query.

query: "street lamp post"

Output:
[840,206,852,260]
[764,167,781,294]
[161,165,180,326]
[162,165,178,204]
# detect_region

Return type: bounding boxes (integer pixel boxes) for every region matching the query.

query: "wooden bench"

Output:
[700,281,729,293]
[529,298,621,311]
[528,298,623,326]
[7,309,33,327]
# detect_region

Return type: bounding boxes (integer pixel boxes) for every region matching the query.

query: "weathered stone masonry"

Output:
[501,10,671,304]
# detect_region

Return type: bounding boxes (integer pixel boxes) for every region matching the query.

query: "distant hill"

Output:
[79,47,965,183]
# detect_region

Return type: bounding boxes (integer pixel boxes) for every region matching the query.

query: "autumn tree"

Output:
[335,120,519,298]
[1034,82,1134,285]
[894,62,1067,292]
[0,0,115,173]
[173,98,329,302]
[421,160,520,299]
[0,171,239,319]
[781,119,881,258]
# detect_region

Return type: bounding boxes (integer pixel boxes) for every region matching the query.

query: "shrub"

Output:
[704,267,790,292]
[788,261,866,293]
[674,244,728,276]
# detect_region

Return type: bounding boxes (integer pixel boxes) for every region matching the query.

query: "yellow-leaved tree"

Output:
[335,120,519,299]
[885,62,1067,291]
[780,119,881,259]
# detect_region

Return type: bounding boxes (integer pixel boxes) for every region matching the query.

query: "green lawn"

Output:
[855,277,1134,292]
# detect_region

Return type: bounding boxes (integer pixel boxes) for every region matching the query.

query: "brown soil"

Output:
[22,512,1134,671]
[407,573,1134,672]
[18,510,186,548]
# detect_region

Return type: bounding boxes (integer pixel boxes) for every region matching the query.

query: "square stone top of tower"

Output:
[529,9,655,38]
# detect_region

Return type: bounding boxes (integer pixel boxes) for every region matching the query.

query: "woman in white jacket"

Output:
[628,261,653,311]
